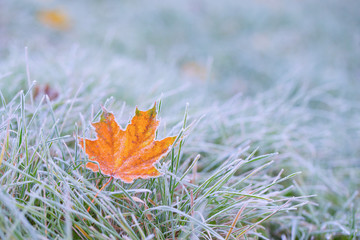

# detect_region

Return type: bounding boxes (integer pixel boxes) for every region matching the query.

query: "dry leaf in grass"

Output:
[33,83,59,101]
[79,103,176,212]
[79,103,176,183]
[37,9,71,30]
[181,61,208,81]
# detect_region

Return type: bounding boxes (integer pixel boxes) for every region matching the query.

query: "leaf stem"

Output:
[87,176,114,212]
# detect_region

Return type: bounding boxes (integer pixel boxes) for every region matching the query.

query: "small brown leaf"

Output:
[37,9,71,30]
[33,83,59,101]
[181,61,208,81]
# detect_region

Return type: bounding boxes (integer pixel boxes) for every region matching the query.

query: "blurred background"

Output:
[1,0,359,95]
[0,0,359,237]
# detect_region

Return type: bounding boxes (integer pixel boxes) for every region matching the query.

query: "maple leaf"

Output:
[79,104,176,184]
[181,61,208,81]
[37,9,71,30]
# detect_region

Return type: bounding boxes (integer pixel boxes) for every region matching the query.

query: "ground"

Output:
[0,0,359,239]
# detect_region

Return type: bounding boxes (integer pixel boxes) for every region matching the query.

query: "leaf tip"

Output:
[86,162,100,172]
[99,108,112,122]
[135,106,140,114]
[148,102,157,117]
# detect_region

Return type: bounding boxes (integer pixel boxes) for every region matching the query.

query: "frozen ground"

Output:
[0,0,359,239]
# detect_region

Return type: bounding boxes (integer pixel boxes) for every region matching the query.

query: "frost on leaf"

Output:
[79,104,176,183]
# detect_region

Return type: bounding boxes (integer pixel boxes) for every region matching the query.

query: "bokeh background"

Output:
[1,0,359,237]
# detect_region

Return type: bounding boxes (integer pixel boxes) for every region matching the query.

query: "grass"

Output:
[0,89,304,239]
[1,0,360,239]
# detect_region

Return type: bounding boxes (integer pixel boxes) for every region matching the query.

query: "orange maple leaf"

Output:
[79,104,176,184]
[37,9,71,30]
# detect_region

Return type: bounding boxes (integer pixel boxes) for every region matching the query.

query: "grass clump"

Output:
[0,86,305,239]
